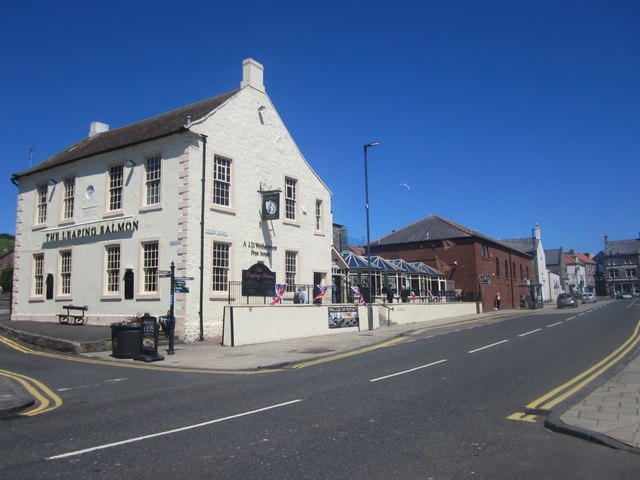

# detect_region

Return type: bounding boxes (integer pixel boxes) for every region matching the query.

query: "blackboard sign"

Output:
[242,263,276,297]
[140,314,159,356]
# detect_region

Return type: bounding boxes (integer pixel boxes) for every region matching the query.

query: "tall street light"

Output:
[364,141,381,330]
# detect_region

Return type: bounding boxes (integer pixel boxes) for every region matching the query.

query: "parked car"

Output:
[616,292,633,300]
[557,292,578,309]
[581,292,597,304]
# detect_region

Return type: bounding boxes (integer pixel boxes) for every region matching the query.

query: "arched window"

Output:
[520,264,524,280]
[505,260,509,278]
[495,258,500,276]
[512,262,516,278]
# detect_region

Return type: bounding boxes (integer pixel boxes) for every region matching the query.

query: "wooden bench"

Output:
[57,305,89,325]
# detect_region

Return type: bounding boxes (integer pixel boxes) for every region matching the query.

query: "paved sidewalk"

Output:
[1,305,639,454]
[548,353,640,451]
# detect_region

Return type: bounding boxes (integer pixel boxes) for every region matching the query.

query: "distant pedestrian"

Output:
[386,285,395,303]
[297,287,308,304]
[494,293,501,311]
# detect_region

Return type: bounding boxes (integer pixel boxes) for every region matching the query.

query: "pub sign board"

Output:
[262,191,280,221]
[242,263,276,297]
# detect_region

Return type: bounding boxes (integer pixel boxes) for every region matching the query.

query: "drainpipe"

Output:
[198,134,207,341]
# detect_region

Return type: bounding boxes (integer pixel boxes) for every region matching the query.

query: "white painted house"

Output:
[10,58,333,341]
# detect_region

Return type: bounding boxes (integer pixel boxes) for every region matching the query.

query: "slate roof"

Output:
[13,89,240,179]
[545,248,564,266]
[603,239,640,256]
[372,213,529,254]
[501,237,534,254]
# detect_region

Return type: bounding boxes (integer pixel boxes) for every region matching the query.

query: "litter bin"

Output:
[111,323,142,358]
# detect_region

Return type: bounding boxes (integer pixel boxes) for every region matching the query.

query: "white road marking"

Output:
[519,328,542,337]
[57,378,129,392]
[566,316,576,321]
[46,399,303,460]
[369,359,447,383]
[547,322,563,328]
[467,340,509,354]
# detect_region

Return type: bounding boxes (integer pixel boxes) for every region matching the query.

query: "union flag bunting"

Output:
[350,285,366,304]
[314,284,327,301]
[272,283,288,304]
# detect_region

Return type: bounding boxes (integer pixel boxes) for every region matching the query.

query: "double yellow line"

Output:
[509,318,640,422]
[0,368,62,417]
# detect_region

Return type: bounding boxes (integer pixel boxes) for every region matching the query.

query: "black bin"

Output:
[111,323,142,358]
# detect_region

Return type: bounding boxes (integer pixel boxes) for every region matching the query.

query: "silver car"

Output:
[557,293,578,309]
[582,293,597,304]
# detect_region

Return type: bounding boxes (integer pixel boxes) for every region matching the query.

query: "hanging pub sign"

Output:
[261,191,280,220]
[242,263,276,297]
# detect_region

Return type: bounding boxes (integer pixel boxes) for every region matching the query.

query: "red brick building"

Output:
[370,214,533,312]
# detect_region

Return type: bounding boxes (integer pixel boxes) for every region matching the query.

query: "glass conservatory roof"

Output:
[411,262,445,277]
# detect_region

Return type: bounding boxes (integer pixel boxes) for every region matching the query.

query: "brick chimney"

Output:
[240,58,265,92]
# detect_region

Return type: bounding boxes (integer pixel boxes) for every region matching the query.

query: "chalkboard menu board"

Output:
[242,263,276,297]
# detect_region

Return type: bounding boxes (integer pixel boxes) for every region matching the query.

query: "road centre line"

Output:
[369,359,448,383]
[565,316,576,321]
[519,328,542,337]
[46,399,303,460]
[547,322,563,328]
[467,340,509,354]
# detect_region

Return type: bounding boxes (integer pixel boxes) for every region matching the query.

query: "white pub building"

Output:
[10,59,334,342]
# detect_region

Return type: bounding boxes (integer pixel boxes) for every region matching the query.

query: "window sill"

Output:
[210,205,236,215]
[103,210,125,219]
[139,204,162,214]
[100,295,122,301]
[135,294,161,301]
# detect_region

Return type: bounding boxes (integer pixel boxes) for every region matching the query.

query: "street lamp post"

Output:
[364,141,380,330]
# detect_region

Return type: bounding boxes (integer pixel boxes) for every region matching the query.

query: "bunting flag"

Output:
[314,284,327,301]
[271,283,288,304]
[350,285,366,304]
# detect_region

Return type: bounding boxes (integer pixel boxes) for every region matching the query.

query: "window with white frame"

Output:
[285,250,297,292]
[212,242,230,292]
[145,155,161,206]
[106,244,121,293]
[108,164,124,211]
[36,184,47,224]
[285,177,297,220]
[142,241,159,293]
[60,250,72,296]
[213,155,231,207]
[33,253,44,296]
[315,199,323,231]
[62,177,75,220]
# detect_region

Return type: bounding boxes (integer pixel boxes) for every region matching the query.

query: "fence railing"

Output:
[226,282,474,305]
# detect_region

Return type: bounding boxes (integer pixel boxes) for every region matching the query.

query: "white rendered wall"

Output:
[222,304,376,346]
[11,69,333,343]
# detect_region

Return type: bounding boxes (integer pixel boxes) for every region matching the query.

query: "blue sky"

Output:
[2,0,638,254]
